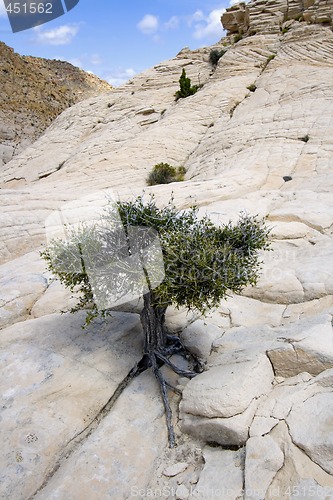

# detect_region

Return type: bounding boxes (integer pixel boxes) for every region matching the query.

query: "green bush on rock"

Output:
[147,163,186,186]
[209,49,226,66]
[175,68,200,100]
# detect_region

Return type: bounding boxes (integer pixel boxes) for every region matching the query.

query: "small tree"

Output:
[41,195,270,447]
[175,68,200,100]
[209,49,226,66]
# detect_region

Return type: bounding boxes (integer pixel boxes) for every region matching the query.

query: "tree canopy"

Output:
[41,194,271,446]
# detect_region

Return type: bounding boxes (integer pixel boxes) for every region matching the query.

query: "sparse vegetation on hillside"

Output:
[209,49,226,66]
[0,41,112,166]
[234,32,243,43]
[147,163,186,186]
[247,83,257,92]
[262,53,276,71]
[41,195,271,447]
[175,68,200,100]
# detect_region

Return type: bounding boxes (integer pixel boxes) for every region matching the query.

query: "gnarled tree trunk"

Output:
[137,292,200,447]
[140,292,167,355]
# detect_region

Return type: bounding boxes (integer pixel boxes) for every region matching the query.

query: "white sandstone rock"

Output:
[180,320,222,360]
[286,391,333,475]
[34,371,167,500]
[163,462,189,477]
[244,435,284,500]
[267,314,333,377]
[176,484,190,500]
[180,354,273,419]
[0,310,149,499]
[181,398,258,446]
[267,421,333,499]
[192,447,244,500]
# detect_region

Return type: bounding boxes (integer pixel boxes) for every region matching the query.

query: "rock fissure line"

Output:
[29,358,145,499]
[265,454,286,495]
[284,420,332,476]
[183,108,227,171]
[27,281,50,318]
[266,350,277,376]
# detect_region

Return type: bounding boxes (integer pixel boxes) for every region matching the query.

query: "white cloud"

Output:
[137,14,159,35]
[33,24,79,45]
[164,16,179,30]
[188,10,205,25]
[191,8,225,40]
[105,68,137,87]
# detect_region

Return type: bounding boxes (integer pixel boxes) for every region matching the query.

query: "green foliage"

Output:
[147,163,186,186]
[280,24,291,34]
[209,49,226,66]
[234,33,243,43]
[300,134,309,143]
[175,69,200,100]
[41,195,271,321]
[41,225,106,326]
[262,53,276,71]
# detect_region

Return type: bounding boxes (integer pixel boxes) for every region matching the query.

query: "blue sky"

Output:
[0,1,233,86]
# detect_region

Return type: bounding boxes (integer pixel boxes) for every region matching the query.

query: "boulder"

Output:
[192,447,244,500]
[181,399,258,446]
[180,355,274,419]
[267,314,333,377]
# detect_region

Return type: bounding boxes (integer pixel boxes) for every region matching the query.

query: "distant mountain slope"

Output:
[0,41,112,167]
[1,1,333,498]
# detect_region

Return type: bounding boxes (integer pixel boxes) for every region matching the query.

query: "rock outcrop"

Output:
[222,0,333,36]
[0,41,112,167]
[1,3,333,498]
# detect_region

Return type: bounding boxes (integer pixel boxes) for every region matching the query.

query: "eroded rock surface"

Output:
[1,3,333,498]
[222,0,333,37]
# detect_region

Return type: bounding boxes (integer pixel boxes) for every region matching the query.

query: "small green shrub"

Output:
[234,33,243,43]
[229,101,240,118]
[175,69,200,100]
[147,163,186,186]
[247,83,257,92]
[209,49,226,66]
[300,134,309,143]
[281,25,291,34]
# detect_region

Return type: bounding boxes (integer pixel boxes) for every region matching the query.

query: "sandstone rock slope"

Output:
[0,41,112,167]
[0,0,333,497]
